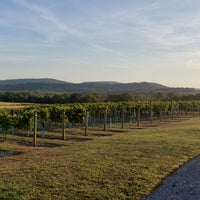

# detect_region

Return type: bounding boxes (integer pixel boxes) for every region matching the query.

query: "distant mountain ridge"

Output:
[0,78,67,85]
[0,78,196,93]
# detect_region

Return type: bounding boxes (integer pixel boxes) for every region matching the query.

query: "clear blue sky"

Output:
[1,0,200,87]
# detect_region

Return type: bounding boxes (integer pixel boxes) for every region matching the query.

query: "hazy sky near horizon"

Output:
[1,0,200,87]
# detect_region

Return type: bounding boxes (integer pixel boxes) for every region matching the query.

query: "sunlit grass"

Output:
[0,102,37,109]
[0,117,200,199]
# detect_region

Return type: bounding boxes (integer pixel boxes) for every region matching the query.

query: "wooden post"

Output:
[85,111,89,136]
[62,110,65,140]
[33,111,37,147]
[192,103,195,116]
[185,102,188,116]
[121,109,125,129]
[109,114,112,128]
[149,100,153,124]
[198,103,200,115]
[171,100,174,120]
[137,107,140,127]
[176,101,179,118]
[160,102,163,122]
[104,109,107,131]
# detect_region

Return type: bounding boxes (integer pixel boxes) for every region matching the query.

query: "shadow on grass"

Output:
[38,143,69,148]
[16,140,70,148]
[107,129,129,133]
[67,137,93,142]
[91,133,113,137]
[0,150,21,157]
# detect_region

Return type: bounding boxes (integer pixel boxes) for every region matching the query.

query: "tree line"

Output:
[0,91,200,104]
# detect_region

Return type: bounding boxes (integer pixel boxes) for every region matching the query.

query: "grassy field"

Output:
[0,117,200,199]
[0,102,37,109]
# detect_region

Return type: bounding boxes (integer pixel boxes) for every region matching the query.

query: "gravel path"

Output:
[142,155,200,200]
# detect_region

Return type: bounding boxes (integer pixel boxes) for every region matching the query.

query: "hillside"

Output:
[0,78,196,93]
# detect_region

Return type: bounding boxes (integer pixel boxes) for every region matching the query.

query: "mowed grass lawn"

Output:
[1,117,200,200]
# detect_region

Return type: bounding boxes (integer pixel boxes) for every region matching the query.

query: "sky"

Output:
[1,0,200,87]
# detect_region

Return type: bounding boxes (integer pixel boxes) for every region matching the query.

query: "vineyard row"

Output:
[0,100,200,142]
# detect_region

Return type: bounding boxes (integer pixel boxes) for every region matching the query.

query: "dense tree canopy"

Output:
[0,91,200,104]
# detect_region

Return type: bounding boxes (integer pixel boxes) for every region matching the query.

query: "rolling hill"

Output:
[0,78,196,94]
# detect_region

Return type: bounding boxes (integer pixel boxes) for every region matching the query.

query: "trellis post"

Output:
[160,102,163,122]
[109,114,112,128]
[85,111,89,136]
[171,100,174,120]
[150,100,153,124]
[104,109,107,131]
[33,111,37,147]
[62,110,65,140]
[137,106,140,127]
[176,101,179,118]
[121,109,125,129]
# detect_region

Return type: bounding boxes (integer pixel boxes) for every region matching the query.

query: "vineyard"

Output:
[0,100,200,145]
[1,101,200,199]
